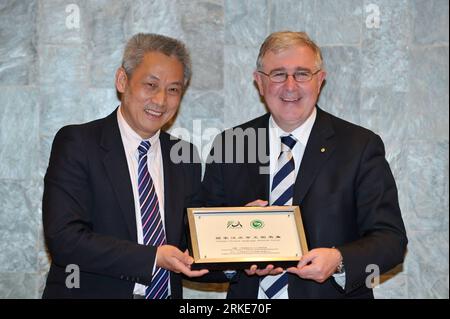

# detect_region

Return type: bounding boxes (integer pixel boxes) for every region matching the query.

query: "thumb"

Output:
[180,250,193,265]
[170,246,184,259]
[298,252,315,268]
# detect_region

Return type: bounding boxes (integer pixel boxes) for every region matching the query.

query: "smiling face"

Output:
[115,51,184,139]
[254,45,326,132]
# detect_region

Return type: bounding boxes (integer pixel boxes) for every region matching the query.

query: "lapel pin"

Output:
[320,147,326,153]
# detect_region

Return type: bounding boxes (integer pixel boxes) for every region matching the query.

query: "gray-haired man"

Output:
[200,31,407,299]
[42,33,207,299]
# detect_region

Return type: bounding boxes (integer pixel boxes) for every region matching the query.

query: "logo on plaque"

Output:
[227,221,243,229]
[250,219,264,229]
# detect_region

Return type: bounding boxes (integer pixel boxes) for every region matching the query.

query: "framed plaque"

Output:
[187,206,308,270]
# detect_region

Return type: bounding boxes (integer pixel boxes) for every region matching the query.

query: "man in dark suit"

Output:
[200,31,407,298]
[42,33,207,299]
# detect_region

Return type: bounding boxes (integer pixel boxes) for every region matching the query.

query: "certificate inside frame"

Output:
[187,206,308,270]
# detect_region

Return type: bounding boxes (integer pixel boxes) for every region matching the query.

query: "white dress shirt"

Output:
[257,108,316,299]
[116,105,170,297]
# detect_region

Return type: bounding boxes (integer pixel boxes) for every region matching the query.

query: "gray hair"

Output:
[122,33,192,85]
[256,31,323,71]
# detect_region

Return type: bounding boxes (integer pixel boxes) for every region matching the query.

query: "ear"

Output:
[253,71,265,96]
[115,67,128,94]
[317,70,327,93]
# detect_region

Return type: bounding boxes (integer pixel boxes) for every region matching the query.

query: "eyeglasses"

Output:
[258,68,321,83]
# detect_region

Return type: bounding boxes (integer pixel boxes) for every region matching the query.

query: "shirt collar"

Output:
[117,105,160,154]
[269,106,317,146]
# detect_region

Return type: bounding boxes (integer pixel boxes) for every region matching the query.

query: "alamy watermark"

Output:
[365,4,381,29]
[169,121,271,174]
[65,264,80,289]
[365,264,381,289]
[65,4,80,30]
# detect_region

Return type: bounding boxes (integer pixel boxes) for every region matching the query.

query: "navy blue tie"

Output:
[137,141,169,299]
[271,135,297,205]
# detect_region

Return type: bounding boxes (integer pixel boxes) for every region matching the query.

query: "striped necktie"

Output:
[259,134,297,299]
[137,140,169,299]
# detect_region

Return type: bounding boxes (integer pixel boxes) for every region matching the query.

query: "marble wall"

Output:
[0,0,448,299]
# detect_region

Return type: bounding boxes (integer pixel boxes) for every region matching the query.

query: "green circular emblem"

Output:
[250,219,264,229]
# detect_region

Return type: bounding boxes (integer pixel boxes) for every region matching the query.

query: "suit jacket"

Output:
[42,109,201,299]
[200,107,407,299]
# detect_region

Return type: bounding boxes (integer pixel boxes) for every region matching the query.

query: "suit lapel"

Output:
[159,132,178,244]
[249,115,271,201]
[293,108,336,205]
[100,110,137,241]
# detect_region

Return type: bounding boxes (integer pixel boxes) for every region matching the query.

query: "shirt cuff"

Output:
[223,270,236,280]
[332,272,346,289]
